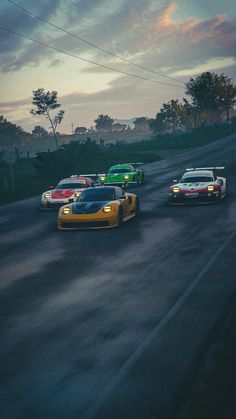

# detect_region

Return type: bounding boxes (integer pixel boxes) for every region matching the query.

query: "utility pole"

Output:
[4,149,16,193]
[9,163,15,193]
[71,123,74,135]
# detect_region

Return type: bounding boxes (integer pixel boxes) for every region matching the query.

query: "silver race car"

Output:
[168,167,227,204]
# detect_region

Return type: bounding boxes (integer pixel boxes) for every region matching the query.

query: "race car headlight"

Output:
[173,186,180,193]
[208,185,214,191]
[100,176,105,181]
[44,192,51,199]
[124,175,129,180]
[74,191,81,197]
[63,207,71,215]
[103,205,112,213]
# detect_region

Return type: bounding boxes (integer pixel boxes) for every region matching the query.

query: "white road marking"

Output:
[81,231,235,419]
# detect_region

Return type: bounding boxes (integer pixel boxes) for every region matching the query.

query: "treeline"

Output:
[150,72,236,134]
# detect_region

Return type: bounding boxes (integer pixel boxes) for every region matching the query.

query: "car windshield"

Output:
[181,176,213,183]
[108,168,131,174]
[56,183,86,189]
[77,188,115,202]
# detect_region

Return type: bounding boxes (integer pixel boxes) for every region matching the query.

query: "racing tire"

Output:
[135,198,140,215]
[217,190,223,203]
[118,207,123,227]
[225,181,229,198]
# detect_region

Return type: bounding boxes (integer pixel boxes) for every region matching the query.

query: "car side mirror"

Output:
[49,185,54,189]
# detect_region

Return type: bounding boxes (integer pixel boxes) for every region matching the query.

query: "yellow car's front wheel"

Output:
[117,207,123,227]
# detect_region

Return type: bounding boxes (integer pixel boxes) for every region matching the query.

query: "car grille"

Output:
[61,221,109,229]
[72,203,103,214]
[47,202,65,208]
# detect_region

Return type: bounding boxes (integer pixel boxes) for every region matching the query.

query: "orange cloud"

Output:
[136,1,177,49]
[180,14,226,44]
[154,1,177,30]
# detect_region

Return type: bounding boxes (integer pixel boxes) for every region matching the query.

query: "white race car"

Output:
[40,176,94,210]
[169,167,227,204]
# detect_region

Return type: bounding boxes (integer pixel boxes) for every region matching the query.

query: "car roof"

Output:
[110,164,133,169]
[85,186,123,193]
[59,177,89,183]
[182,170,214,177]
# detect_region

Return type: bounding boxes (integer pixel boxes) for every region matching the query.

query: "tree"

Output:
[133,117,150,131]
[182,98,198,129]
[94,114,114,131]
[0,115,25,137]
[32,125,48,137]
[30,88,65,150]
[185,72,236,124]
[149,115,165,135]
[150,100,185,134]
[74,126,87,135]
[112,123,127,132]
[214,73,236,122]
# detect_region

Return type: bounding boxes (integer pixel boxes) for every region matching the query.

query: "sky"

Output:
[0,0,235,133]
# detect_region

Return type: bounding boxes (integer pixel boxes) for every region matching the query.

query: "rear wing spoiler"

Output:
[71,173,106,179]
[126,162,143,167]
[185,167,225,171]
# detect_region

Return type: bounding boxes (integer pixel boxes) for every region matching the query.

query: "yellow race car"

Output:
[58,186,139,230]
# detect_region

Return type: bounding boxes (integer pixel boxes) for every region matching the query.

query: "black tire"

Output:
[217,190,222,203]
[225,181,229,198]
[118,207,123,227]
[135,198,140,215]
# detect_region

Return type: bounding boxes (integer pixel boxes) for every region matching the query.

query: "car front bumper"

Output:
[168,191,221,204]
[57,213,118,230]
[40,199,75,210]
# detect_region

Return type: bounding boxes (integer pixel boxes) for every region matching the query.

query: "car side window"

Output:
[115,187,124,199]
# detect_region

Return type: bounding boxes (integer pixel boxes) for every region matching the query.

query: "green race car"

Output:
[97,163,144,187]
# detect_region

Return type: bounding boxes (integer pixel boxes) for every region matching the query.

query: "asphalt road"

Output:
[1,133,236,419]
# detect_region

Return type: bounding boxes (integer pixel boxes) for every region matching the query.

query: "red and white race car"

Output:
[40,175,94,210]
[168,167,227,204]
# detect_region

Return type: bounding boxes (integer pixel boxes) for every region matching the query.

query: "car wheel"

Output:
[225,181,228,197]
[217,190,222,202]
[135,198,140,215]
[118,207,123,227]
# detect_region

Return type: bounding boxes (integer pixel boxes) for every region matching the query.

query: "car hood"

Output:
[175,182,215,191]
[72,201,110,214]
[105,173,132,181]
[51,189,83,199]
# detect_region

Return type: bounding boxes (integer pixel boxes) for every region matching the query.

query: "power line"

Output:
[7,0,185,85]
[0,24,185,88]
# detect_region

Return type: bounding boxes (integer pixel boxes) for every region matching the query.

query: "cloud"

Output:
[0,97,30,113]
[0,0,62,71]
